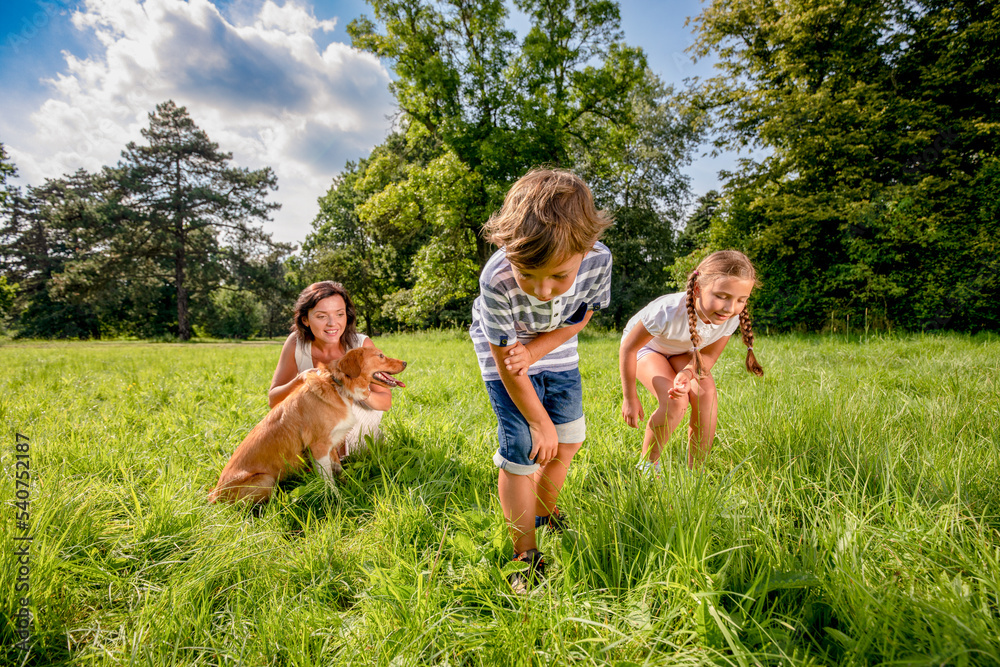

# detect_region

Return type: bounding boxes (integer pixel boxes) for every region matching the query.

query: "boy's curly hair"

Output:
[483,169,612,269]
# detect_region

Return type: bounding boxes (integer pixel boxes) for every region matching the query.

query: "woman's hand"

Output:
[668,369,695,400]
[504,341,534,376]
[622,393,644,428]
[364,382,392,411]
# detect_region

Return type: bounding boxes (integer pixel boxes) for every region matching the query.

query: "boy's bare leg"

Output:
[532,442,582,517]
[686,373,718,468]
[499,470,538,554]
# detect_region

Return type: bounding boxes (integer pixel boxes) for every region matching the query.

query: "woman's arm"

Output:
[268,334,305,408]
[361,337,393,411]
[619,321,654,427]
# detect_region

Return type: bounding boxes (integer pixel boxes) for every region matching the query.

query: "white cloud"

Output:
[6,0,396,246]
[256,0,336,34]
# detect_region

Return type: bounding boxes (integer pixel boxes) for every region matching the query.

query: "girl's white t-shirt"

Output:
[622,292,740,356]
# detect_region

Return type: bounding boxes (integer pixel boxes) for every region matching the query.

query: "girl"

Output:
[269,281,394,458]
[619,250,763,470]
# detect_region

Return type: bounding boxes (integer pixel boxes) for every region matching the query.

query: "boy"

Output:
[469,169,612,592]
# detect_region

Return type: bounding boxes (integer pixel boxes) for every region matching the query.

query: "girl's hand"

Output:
[504,341,534,376]
[622,394,644,428]
[668,370,695,400]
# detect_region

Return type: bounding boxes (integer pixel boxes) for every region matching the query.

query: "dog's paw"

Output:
[314,456,343,486]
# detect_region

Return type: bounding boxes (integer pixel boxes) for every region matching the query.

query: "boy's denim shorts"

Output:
[484,368,587,476]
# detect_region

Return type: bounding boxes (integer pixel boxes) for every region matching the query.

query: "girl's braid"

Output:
[685,272,705,377]
[739,308,764,377]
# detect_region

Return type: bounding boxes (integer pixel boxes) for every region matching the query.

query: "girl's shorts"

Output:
[636,344,668,361]
[484,368,586,476]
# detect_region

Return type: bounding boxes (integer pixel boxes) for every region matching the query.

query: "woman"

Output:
[269,281,392,458]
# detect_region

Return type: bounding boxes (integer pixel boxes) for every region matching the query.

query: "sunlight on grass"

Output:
[1,332,998,665]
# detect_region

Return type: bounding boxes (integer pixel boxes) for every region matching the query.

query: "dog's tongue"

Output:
[375,371,406,388]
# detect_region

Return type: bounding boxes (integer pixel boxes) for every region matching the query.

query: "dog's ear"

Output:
[336,349,363,379]
[315,361,328,371]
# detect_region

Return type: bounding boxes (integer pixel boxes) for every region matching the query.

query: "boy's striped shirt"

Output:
[470,242,612,381]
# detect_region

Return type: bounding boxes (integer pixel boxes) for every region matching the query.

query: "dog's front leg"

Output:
[313,442,343,487]
[312,413,354,486]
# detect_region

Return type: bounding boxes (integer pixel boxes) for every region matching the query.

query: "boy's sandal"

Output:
[535,507,567,533]
[508,549,545,594]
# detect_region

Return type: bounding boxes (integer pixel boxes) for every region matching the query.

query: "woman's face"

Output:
[305,295,348,345]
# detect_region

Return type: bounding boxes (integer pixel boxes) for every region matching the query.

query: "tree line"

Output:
[0,103,296,340]
[2,0,997,340]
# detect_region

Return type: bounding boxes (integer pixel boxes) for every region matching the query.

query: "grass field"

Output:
[1,330,999,666]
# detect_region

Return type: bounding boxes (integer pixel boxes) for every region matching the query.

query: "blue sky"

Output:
[0,0,731,245]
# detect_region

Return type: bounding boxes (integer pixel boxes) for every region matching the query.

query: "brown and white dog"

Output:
[208,346,407,504]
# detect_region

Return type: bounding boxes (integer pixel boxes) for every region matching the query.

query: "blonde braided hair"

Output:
[739,309,764,376]
[685,271,705,377]
[684,250,764,378]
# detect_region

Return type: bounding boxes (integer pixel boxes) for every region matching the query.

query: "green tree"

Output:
[675,190,719,258]
[240,245,300,338]
[0,275,15,323]
[302,131,440,332]
[346,0,650,324]
[0,143,15,208]
[113,101,280,340]
[0,170,117,338]
[199,288,265,339]
[357,149,482,326]
[0,143,19,327]
[573,72,703,326]
[692,0,1000,331]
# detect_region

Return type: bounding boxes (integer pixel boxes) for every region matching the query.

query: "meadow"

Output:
[1,330,999,666]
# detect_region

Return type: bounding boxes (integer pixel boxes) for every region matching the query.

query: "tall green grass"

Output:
[1,331,998,665]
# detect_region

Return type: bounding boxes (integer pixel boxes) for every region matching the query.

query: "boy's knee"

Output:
[558,441,583,458]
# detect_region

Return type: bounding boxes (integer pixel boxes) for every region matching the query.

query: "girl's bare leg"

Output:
[637,352,691,463]
[686,372,718,468]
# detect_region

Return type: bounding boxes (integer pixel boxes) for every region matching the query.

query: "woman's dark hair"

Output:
[291,281,359,350]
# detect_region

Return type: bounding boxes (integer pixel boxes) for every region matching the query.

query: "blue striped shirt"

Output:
[470,242,612,381]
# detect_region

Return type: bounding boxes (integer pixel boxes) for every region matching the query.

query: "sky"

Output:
[0,0,731,247]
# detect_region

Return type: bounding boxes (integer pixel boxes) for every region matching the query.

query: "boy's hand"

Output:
[504,341,534,376]
[528,419,559,466]
[668,370,695,400]
[622,394,645,427]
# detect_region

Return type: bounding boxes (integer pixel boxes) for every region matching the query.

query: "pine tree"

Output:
[115,101,280,340]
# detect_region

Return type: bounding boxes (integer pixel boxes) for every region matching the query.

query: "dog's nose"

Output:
[401,361,407,370]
